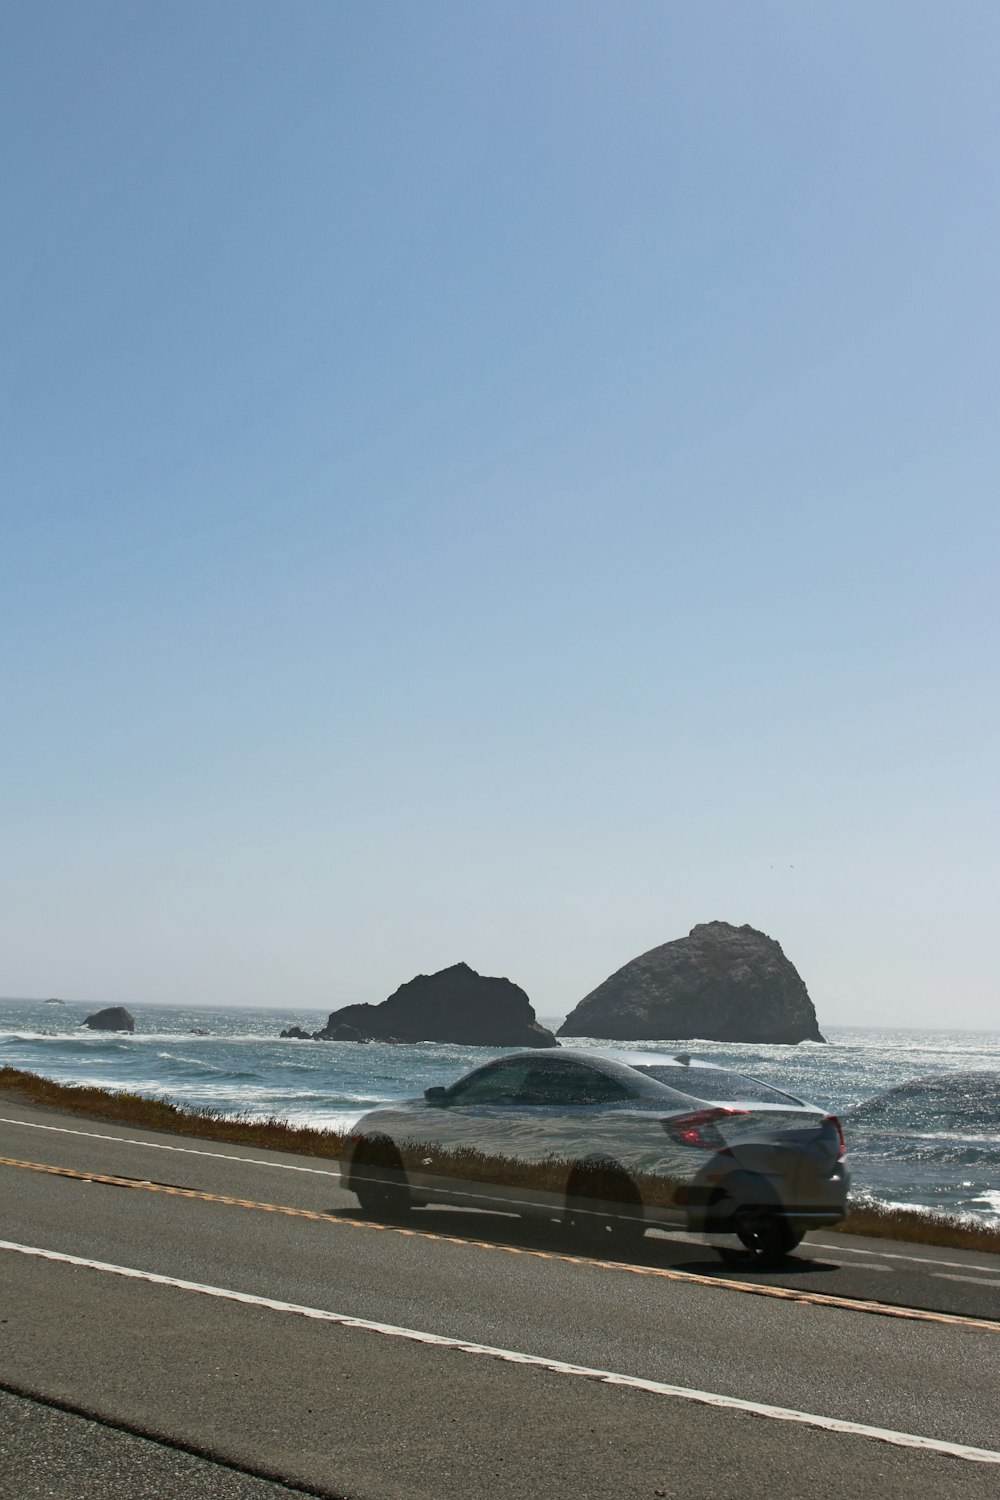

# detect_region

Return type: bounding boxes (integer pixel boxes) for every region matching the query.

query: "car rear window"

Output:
[634,1064,803,1106]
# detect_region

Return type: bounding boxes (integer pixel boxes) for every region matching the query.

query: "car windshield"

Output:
[634,1065,805,1107]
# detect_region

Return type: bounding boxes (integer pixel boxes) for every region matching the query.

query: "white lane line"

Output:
[0,1116,341,1178]
[809,1240,1000,1274]
[933,1274,1000,1288]
[2,1238,998,1467]
[815,1259,892,1273]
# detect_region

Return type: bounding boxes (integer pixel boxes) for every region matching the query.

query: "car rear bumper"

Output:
[681,1163,850,1234]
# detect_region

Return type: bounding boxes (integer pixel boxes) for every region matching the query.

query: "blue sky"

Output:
[3,3,997,1028]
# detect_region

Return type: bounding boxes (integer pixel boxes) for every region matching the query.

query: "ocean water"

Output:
[2,996,998,1224]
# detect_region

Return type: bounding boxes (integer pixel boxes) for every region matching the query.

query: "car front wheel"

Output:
[350,1139,412,1221]
[564,1160,646,1250]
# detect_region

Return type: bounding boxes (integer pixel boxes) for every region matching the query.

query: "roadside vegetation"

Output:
[0,1067,342,1158]
[836,1198,1000,1255]
[3,1067,997,1256]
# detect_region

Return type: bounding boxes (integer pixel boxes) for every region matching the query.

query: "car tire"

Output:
[350,1138,412,1221]
[564,1159,645,1250]
[716,1209,803,1269]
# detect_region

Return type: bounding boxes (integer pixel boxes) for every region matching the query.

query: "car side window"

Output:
[448,1061,536,1105]
[514,1062,632,1106]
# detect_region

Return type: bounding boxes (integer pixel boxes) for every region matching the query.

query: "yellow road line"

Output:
[4,1154,998,1334]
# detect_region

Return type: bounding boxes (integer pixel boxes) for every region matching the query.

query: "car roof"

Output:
[493,1049,813,1109]
[496,1048,698,1072]
[601,1050,712,1071]
[475,1049,708,1105]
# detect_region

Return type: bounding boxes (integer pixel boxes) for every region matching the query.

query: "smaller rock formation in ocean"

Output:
[44,998,65,1005]
[558,922,824,1044]
[307,962,559,1048]
[82,1006,136,1033]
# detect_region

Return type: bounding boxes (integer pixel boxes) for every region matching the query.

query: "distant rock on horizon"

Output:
[311,962,559,1048]
[558,922,824,1045]
[82,1006,135,1033]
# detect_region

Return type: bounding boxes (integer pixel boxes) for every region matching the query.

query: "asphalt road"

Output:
[2,1094,999,1499]
[0,1388,318,1500]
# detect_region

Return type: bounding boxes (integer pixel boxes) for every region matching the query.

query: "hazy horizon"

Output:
[4,961,999,1039]
[4,6,997,1031]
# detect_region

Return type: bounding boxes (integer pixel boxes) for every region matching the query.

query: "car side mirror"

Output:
[424,1086,449,1106]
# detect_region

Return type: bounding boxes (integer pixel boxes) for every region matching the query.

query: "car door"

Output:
[407,1057,542,1208]
[509,1058,644,1164]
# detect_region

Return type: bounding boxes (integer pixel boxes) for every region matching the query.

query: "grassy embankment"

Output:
[2,1066,997,1256]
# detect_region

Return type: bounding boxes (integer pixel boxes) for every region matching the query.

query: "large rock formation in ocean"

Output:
[558,922,824,1044]
[82,1006,135,1033]
[313,962,559,1048]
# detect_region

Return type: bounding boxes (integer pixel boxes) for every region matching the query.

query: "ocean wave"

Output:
[1,1032,133,1046]
[848,1189,1000,1224]
[154,1051,223,1070]
[848,1071,1000,1130]
[852,1145,1000,1170]
[1,1036,139,1055]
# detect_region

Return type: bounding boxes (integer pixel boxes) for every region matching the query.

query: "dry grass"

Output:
[0,1067,347,1159]
[2,1067,997,1256]
[838,1198,1000,1255]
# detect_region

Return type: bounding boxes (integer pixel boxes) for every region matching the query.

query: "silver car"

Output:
[340,1049,848,1266]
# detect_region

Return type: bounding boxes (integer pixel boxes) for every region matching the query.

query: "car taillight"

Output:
[824,1115,847,1159]
[662,1107,749,1149]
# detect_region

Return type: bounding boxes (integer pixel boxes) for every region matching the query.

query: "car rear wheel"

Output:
[716,1210,803,1268]
[350,1139,412,1221]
